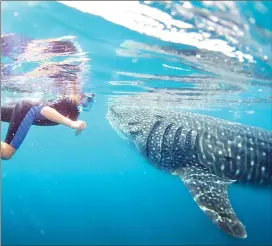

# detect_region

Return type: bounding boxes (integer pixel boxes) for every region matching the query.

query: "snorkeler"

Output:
[0,92,95,160]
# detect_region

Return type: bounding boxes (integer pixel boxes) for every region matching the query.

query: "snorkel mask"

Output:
[78,92,95,112]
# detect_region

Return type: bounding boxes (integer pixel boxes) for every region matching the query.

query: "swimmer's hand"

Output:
[40,106,87,135]
[70,120,87,135]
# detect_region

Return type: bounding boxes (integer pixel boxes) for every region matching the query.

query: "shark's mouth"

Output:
[106,110,128,141]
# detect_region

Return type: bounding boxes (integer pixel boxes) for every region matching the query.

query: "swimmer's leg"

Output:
[1,101,44,160]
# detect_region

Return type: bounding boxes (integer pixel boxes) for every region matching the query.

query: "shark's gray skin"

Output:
[107,105,272,239]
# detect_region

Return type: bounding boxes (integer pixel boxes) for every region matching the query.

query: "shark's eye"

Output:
[128,121,141,126]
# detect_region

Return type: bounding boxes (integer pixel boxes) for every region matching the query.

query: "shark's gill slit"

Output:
[184,129,193,154]
[161,123,174,164]
[146,120,162,159]
[172,126,183,166]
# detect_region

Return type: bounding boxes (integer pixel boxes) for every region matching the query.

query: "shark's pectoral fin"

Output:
[173,165,247,239]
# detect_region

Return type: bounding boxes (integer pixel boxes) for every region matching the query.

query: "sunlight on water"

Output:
[2,1,272,114]
[44,1,272,111]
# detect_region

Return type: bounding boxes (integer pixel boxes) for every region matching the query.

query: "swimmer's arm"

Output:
[40,106,74,128]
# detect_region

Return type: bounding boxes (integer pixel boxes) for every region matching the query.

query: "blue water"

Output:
[1,1,272,245]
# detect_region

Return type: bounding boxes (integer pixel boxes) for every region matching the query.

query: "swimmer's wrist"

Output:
[68,120,73,128]
[64,118,73,128]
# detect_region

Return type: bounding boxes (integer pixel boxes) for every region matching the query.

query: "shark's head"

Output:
[107,105,160,153]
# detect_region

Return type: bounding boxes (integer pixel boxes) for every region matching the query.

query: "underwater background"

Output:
[1,1,272,245]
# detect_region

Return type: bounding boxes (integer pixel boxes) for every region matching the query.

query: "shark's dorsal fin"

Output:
[173,165,247,239]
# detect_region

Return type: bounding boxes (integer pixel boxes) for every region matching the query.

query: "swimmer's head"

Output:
[77,92,95,112]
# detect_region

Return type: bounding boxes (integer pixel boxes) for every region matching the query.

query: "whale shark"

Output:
[107,105,272,239]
